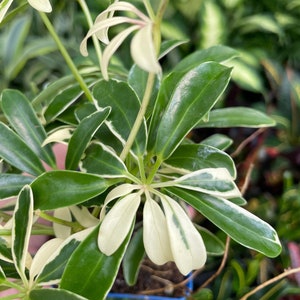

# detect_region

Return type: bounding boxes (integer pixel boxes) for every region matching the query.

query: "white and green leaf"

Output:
[1,89,56,167]
[167,188,282,258]
[160,195,207,275]
[173,168,241,198]
[34,228,93,285]
[81,142,128,178]
[66,108,111,170]
[12,185,33,281]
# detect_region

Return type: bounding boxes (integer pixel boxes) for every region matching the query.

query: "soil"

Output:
[110,258,188,298]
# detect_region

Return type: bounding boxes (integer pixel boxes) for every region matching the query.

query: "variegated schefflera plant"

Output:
[0,1,281,299]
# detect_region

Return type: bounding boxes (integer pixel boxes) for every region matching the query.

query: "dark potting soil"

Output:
[110,258,187,297]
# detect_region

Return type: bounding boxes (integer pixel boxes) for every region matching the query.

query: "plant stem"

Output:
[77,0,102,67]
[146,156,162,184]
[120,72,156,161]
[37,210,83,232]
[39,12,93,102]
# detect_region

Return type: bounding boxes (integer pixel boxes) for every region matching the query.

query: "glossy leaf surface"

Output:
[1,89,55,167]
[122,228,144,286]
[0,174,33,198]
[93,80,147,157]
[31,171,108,210]
[173,45,238,73]
[12,185,33,278]
[66,108,110,170]
[81,143,128,177]
[148,46,237,150]
[165,144,236,178]
[153,62,232,160]
[61,225,133,300]
[167,188,282,257]
[201,133,233,150]
[197,107,276,128]
[30,288,89,300]
[0,122,45,176]
[128,65,159,119]
[195,226,225,256]
[44,84,85,123]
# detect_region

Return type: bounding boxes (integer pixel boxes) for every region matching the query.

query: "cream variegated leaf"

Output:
[143,196,173,265]
[42,127,73,146]
[70,206,99,228]
[29,238,64,284]
[98,192,141,255]
[80,17,134,56]
[53,207,72,239]
[173,168,241,198]
[101,25,140,80]
[100,183,139,221]
[34,228,94,285]
[161,195,207,275]
[130,24,161,74]
[28,0,52,12]
[0,0,13,23]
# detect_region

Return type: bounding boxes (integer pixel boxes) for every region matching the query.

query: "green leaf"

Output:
[148,46,237,151]
[153,62,232,160]
[5,38,57,81]
[0,265,6,283]
[128,65,159,119]
[1,89,55,167]
[32,75,77,109]
[12,185,33,278]
[195,225,225,256]
[61,225,133,300]
[44,84,85,123]
[174,45,238,73]
[93,80,147,158]
[30,288,89,300]
[0,122,45,176]
[81,143,128,177]
[159,39,189,60]
[123,228,145,286]
[0,237,13,262]
[167,188,282,258]
[2,16,30,70]
[31,171,108,210]
[197,107,276,128]
[0,174,33,198]
[201,133,233,150]
[164,144,236,178]
[66,108,111,170]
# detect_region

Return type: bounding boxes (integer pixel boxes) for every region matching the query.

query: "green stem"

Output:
[143,0,155,20]
[146,156,162,184]
[120,72,156,161]
[77,0,102,67]
[39,12,93,102]
[37,211,83,232]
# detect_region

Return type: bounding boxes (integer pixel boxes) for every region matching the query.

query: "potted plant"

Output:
[0,1,282,299]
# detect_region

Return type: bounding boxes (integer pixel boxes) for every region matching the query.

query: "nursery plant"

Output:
[0,0,282,299]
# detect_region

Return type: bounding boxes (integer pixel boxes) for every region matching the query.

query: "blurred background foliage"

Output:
[1,0,300,299]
